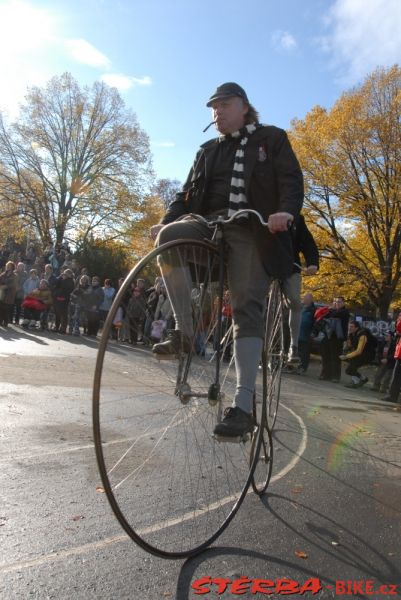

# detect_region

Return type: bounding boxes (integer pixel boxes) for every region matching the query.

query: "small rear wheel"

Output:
[264,280,284,429]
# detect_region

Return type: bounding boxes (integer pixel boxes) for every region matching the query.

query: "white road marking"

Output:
[0,403,307,574]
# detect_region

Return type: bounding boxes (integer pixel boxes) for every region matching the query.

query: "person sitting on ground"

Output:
[340,320,378,389]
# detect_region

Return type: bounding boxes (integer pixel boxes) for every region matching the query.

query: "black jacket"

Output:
[292,215,319,273]
[161,125,304,279]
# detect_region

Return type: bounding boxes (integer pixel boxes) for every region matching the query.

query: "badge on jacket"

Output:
[258,144,267,162]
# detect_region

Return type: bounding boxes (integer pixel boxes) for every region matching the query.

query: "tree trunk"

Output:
[377,287,393,319]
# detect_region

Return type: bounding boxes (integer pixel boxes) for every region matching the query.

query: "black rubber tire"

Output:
[264,280,284,429]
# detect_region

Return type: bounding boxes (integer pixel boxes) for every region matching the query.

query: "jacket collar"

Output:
[199,125,271,189]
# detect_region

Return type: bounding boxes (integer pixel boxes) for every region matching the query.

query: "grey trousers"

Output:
[282,272,302,347]
[157,216,271,339]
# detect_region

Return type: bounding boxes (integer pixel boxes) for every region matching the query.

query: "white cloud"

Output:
[322,0,401,83]
[271,30,297,52]
[64,39,111,69]
[100,73,152,91]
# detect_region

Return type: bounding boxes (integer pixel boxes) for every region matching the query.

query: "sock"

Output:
[232,336,263,414]
[352,375,360,384]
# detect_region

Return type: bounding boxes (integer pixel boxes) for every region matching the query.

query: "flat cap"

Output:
[206,82,249,107]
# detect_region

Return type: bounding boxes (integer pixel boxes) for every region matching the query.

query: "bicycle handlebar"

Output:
[197,209,294,233]
[201,209,270,228]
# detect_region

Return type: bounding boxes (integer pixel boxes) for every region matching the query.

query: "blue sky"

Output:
[1,0,401,184]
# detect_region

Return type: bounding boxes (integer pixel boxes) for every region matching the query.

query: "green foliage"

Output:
[74,237,131,285]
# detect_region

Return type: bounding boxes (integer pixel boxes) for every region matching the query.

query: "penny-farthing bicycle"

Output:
[92,209,285,558]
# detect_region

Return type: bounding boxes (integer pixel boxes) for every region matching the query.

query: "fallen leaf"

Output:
[292,485,303,494]
[72,515,85,521]
[96,486,105,493]
[295,550,308,559]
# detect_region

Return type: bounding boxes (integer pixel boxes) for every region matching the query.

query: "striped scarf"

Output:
[219,122,259,216]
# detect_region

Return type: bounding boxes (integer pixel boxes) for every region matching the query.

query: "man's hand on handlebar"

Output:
[267,212,294,233]
[150,224,164,241]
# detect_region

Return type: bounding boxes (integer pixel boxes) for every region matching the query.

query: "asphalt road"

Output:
[1,325,400,600]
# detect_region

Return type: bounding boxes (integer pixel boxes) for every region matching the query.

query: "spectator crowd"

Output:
[1,241,400,405]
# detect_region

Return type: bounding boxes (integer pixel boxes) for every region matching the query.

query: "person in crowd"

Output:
[113,276,130,342]
[0,261,17,327]
[284,215,319,365]
[149,283,173,344]
[13,262,28,325]
[319,296,350,382]
[23,269,40,298]
[371,331,396,393]
[69,274,90,336]
[43,244,53,264]
[52,268,74,333]
[48,246,62,276]
[143,277,163,343]
[21,279,53,330]
[85,276,104,337]
[99,278,116,327]
[381,314,401,403]
[25,243,36,267]
[0,245,11,269]
[126,279,147,345]
[340,320,378,388]
[150,81,303,437]
[42,264,57,289]
[32,256,44,276]
[70,259,80,280]
[297,292,316,374]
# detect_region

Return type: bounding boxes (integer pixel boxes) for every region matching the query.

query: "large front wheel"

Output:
[92,239,261,558]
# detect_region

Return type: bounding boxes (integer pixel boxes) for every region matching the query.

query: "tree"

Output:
[0,72,152,247]
[124,194,165,259]
[290,66,401,317]
[152,178,181,210]
[74,237,131,283]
